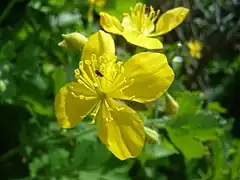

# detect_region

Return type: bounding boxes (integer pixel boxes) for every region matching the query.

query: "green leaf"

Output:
[166,116,218,159]
[102,166,131,180]
[207,102,227,114]
[52,67,67,95]
[29,154,49,178]
[0,41,16,63]
[167,128,206,159]
[105,0,143,19]
[231,148,240,180]
[49,147,70,173]
[140,143,177,162]
[175,91,203,116]
[20,95,53,116]
[170,113,219,141]
[165,92,220,160]
[79,169,103,180]
[211,139,229,180]
[73,138,111,170]
[15,44,40,75]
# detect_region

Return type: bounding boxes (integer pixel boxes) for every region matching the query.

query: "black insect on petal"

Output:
[95,70,104,77]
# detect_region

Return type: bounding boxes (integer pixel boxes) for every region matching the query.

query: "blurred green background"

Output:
[0,0,240,179]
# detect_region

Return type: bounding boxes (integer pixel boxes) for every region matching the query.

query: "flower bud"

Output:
[165,93,179,115]
[58,32,88,51]
[144,127,160,144]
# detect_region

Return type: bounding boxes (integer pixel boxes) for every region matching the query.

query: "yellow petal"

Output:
[80,30,116,85]
[81,30,115,63]
[97,98,145,160]
[121,14,137,32]
[54,82,99,128]
[100,12,123,35]
[122,30,163,49]
[153,7,189,36]
[109,52,174,103]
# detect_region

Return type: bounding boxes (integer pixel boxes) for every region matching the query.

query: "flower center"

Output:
[129,3,160,35]
[93,82,106,99]
[75,53,129,96]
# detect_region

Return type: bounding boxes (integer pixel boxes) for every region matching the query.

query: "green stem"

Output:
[0,0,17,25]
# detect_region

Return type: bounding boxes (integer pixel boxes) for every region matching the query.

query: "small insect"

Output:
[95,70,104,77]
[95,69,113,82]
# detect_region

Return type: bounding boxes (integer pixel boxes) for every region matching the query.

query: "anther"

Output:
[91,54,97,64]
[72,93,97,100]
[93,82,98,88]
[85,60,91,65]
[104,116,113,125]
[129,95,136,101]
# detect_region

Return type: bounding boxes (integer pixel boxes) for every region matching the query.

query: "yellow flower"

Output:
[54,30,174,160]
[88,0,106,22]
[187,40,202,59]
[100,3,189,49]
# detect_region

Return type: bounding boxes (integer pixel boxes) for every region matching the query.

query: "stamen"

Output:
[74,69,81,79]
[77,79,96,94]
[70,92,97,100]
[102,100,113,125]
[140,4,146,31]
[128,95,136,101]
[103,116,113,125]
[93,82,98,88]
[119,78,134,93]
[89,54,102,87]
[110,62,124,85]
[79,63,95,88]
[74,68,95,93]
[106,98,125,112]
[148,6,155,20]
[83,60,99,85]
[85,60,91,65]
[130,4,161,35]
[152,9,160,22]
[112,77,127,90]
[89,101,101,124]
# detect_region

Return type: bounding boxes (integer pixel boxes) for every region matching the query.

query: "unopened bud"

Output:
[58,32,88,51]
[165,93,179,115]
[144,127,160,144]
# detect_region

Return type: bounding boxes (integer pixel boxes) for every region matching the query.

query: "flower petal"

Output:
[153,7,189,36]
[121,14,137,32]
[100,12,123,35]
[81,30,115,63]
[122,30,163,49]
[80,30,116,86]
[55,82,99,128]
[109,52,174,103]
[97,98,145,160]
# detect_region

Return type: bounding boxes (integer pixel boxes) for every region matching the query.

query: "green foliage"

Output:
[104,0,143,18]
[166,92,220,159]
[0,0,240,179]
